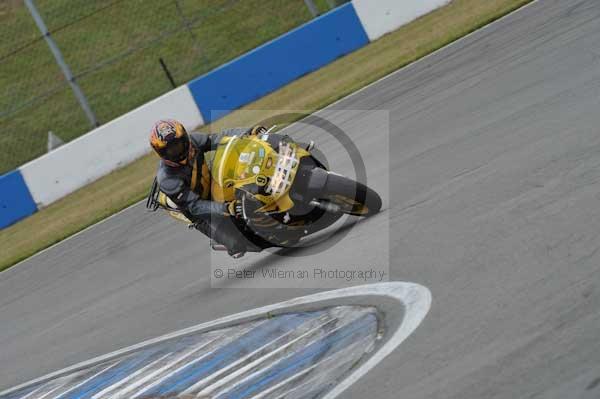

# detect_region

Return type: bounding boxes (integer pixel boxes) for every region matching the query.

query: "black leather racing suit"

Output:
[156,128,252,253]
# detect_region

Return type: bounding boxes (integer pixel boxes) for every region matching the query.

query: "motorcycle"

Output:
[146,127,382,254]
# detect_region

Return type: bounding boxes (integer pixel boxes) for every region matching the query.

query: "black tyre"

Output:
[319,172,381,217]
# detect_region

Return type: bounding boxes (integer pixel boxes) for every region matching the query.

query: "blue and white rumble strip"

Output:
[0,282,431,399]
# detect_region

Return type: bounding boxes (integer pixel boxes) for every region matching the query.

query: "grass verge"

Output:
[0,0,334,174]
[0,0,533,272]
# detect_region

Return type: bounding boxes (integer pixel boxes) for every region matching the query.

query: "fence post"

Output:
[24,0,99,128]
[303,0,319,17]
[159,58,177,89]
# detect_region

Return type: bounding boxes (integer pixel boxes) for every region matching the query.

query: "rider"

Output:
[149,119,266,258]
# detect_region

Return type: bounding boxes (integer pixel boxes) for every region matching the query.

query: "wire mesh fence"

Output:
[0,0,347,175]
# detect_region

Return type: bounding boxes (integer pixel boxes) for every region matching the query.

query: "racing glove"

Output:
[248,125,268,136]
[226,200,244,219]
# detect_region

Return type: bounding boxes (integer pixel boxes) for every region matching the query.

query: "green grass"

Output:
[0,0,334,174]
[0,0,533,272]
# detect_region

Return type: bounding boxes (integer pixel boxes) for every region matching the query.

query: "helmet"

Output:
[149,119,190,166]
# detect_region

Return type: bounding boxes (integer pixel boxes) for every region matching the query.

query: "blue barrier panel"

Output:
[188,3,369,123]
[0,169,37,229]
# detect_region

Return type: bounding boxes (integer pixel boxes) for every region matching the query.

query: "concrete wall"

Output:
[352,0,451,41]
[187,3,368,123]
[18,85,203,208]
[0,170,37,229]
[2,1,450,228]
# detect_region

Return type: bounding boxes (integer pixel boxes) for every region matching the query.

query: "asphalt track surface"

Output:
[2,0,600,397]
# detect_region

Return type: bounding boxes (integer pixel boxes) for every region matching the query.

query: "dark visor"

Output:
[159,136,189,162]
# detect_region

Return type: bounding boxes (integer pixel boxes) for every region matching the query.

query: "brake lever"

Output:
[241,193,250,225]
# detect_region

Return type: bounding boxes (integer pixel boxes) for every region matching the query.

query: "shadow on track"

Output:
[212,211,385,289]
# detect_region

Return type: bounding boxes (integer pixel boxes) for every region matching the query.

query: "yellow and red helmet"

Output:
[149,119,190,166]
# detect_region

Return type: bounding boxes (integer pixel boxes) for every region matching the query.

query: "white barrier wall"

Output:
[352,0,451,41]
[20,85,203,207]
[15,1,451,212]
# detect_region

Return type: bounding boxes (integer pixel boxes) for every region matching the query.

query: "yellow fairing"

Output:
[210,135,309,213]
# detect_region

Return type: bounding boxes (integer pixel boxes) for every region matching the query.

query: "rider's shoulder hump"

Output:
[157,168,185,195]
[189,132,209,147]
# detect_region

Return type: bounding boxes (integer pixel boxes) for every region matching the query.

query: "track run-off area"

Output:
[2,0,600,397]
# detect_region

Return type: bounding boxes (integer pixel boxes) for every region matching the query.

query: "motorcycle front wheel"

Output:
[318,173,382,217]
